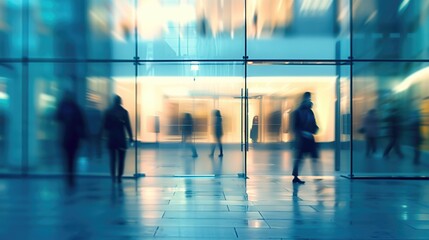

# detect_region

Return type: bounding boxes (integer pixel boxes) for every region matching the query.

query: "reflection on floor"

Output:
[1,176,429,239]
[1,142,428,177]
[140,144,338,177]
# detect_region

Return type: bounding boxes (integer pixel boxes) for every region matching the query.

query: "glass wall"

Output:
[136,62,245,176]
[247,0,350,59]
[352,0,429,60]
[352,0,429,177]
[3,0,429,178]
[136,0,246,60]
[0,63,23,174]
[246,64,340,177]
[25,62,137,176]
[352,62,429,177]
[0,0,23,58]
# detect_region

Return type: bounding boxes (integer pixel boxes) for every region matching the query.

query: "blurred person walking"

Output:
[181,112,198,158]
[361,109,379,157]
[383,107,404,159]
[250,115,259,144]
[409,108,423,164]
[56,91,86,189]
[209,109,224,158]
[291,92,319,184]
[103,95,133,183]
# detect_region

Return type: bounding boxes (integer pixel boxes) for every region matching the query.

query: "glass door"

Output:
[135,62,246,177]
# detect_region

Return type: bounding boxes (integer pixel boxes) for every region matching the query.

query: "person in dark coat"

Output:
[268,110,282,142]
[103,95,133,183]
[56,91,86,188]
[291,92,319,184]
[362,109,378,157]
[409,109,422,164]
[181,112,198,158]
[209,109,223,157]
[250,115,259,144]
[383,107,404,159]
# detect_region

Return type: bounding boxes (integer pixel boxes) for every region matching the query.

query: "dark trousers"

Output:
[292,151,319,177]
[183,135,197,156]
[109,148,126,180]
[210,137,223,156]
[383,137,403,158]
[366,136,377,156]
[413,137,421,163]
[292,138,319,177]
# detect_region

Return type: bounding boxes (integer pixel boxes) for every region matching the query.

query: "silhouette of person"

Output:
[383,107,404,159]
[362,109,378,157]
[409,108,422,164]
[250,115,259,144]
[55,91,86,189]
[209,109,223,157]
[268,110,282,142]
[291,92,319,184]
[154,115,160,145]
[181,112,198,158]
[103,95,133,183]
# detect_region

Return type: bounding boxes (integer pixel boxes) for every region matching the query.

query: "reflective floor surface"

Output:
[1,176,429,239]
[4,142,428,177]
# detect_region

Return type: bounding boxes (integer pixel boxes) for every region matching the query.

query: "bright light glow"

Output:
[111,0,196,40]
[395,66,429,93]
[398,0,410,13]
[0,92,8,100]
[110,0,294,40]
[114,76,336,143]
[191,62,199,71]
[300,0,333,15]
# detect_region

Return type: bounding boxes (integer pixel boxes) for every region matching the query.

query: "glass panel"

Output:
[105,63,137,177]
[137,62,244,176]
[28,62,136,177]
[137,0,245,60]
[28,62,84,174]
[89,0,136,59]
[0,63,22,174]
[28,0,134,59]
[353,61,429,176]
[28,0,81,58]
[247,64,338,177]
[0,0,23,58]
[339,64,351,175]
[247,0,350,60]
[353,0,429,60]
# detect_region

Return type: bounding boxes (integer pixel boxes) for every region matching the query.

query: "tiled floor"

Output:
[1,176,429,239]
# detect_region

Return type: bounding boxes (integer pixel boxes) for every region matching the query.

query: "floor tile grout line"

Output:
[153,226,159,237]
[233,227,239,238]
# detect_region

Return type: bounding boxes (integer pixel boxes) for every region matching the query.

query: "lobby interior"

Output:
[1,0,429,239]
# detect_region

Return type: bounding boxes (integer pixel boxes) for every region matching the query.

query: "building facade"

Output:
[0,0,428,178]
